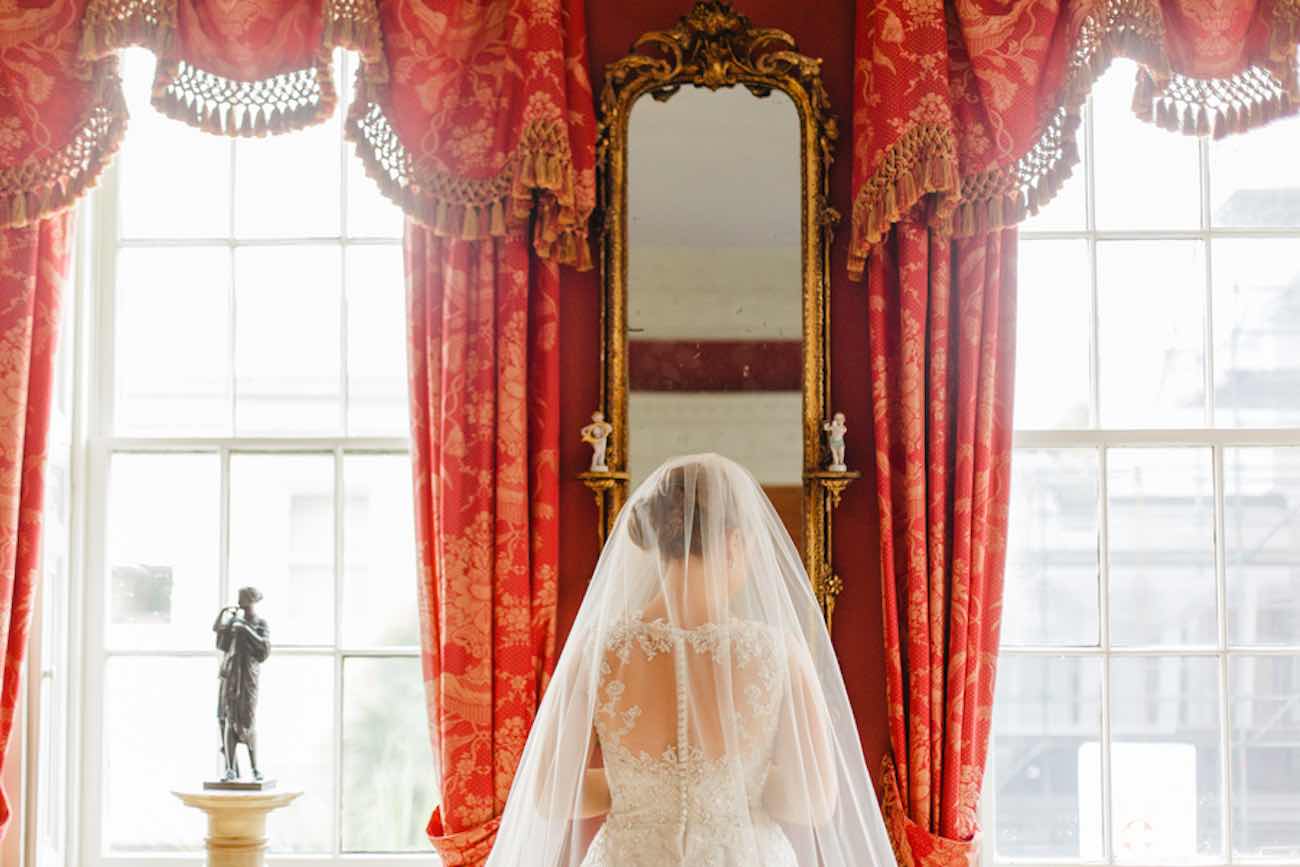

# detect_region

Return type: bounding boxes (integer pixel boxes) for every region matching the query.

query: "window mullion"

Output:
[333,446,346,855]
[1213,444,1234,863]
[1084,96,1100,431]
[219,445,231,612]
[1097,442,1115,864]
[1199,135,1215,430]
[339,48,352,439]
[228,243,238,437]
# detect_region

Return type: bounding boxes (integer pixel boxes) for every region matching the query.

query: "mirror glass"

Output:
[626,85,803,546]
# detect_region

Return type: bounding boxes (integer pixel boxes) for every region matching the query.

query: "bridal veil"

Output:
[488,453,896,866]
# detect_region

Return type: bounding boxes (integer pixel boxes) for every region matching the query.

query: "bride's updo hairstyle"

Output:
[627,463,717,560]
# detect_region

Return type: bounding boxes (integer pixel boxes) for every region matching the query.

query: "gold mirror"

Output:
[586,1,855,628]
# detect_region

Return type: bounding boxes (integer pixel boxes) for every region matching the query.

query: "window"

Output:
[78,48,433,864]
[990,60,1300,866]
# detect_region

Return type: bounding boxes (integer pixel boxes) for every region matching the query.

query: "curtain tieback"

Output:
[881,753,982,867]
[427,809,501,866]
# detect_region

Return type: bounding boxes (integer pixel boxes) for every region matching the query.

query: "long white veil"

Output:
[488,453,896,866]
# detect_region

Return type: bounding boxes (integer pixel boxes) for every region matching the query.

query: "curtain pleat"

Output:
[0,215,71,836]
[867,220,1017,866]
[405,225,560,865]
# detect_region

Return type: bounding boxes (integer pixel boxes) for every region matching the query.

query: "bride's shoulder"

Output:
[599,612,676,661]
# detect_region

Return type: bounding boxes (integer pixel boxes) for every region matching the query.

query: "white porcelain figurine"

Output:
[581,411,614,472]
[823,411,848,472]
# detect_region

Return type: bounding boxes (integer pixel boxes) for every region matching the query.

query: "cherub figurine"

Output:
[581,411,614,472]
[823,412,848,472]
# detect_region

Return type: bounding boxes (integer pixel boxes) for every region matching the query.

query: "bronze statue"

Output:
[213,587,270,782]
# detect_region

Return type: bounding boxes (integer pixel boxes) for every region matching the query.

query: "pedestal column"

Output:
[173,789,302,867]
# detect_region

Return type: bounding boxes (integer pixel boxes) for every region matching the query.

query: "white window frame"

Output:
[65,52,430,866]
[985,90,1300,867]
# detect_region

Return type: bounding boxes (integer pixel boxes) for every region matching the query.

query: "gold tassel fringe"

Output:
[0,59,129,228]
[850,0,1300,271]
[149,53,338,139]
[344,65,594,268]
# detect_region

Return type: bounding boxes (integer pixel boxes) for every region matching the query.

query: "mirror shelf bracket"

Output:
[577,470,630,547]
[806,469,859,629]
[809,469,861,510]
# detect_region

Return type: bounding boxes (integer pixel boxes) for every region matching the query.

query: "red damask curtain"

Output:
[852,1,1299,864]
[850,0,1300,278]
[2,0,596,853]
[0,216,70,837]
[406,226,561,865]
[6,0,599,265]
[867,220,1017,867]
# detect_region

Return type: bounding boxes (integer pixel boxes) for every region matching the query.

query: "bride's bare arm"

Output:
[577,767,611,818]
[529,724,610,819]
[763,638,839,825]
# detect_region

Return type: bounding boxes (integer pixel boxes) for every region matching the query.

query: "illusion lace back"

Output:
[582,615,797,867]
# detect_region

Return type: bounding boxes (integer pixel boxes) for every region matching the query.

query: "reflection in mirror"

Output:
[626,86,803,547]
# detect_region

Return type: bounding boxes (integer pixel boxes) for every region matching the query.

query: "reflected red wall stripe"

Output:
[628,339,802,391]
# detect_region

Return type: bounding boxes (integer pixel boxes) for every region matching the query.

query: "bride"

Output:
[488,454,897,866]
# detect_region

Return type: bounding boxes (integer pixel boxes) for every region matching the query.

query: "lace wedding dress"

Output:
[582,615,796,866]
[488,455,897,867]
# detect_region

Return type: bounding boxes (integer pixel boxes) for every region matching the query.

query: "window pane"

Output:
[346,148,404,240]
[1092,61,1201,230]
[107,454,220,650]
[1229,655,1300,858]
[104,657,212,852]
[118,50,232,239]
[1110,656,1223,860]
[1014,240,1091,429]
[260,656,336,853]
[346,245,409,435]
[1004,449,1100,646]
[993,655,1103,860]
[1097,241,1206,428]
[1107,448,1217,646]
[342,657,435,851]
[1210,113,1300,228]
[343,455,418,647]
[1212,238,1300,427]
[234,246,342,435]
[1224,447,1300,645]
[229,454,335,645]
[234,107,341,239]
[116,247,232,435]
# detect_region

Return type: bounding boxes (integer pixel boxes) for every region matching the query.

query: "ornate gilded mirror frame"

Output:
[585,0,858,628]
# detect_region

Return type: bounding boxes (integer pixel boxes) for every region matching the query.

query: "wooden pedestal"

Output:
[173,789,302,867]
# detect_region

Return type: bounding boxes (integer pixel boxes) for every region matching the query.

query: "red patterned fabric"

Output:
[6,0,598,268]
[79,0,382,136]
[0,215,70,837]
[867,219,1017,866]
[850,0,1300,278]
[406,224,561,866]
[0,0,124,228]
[348,0,597,266]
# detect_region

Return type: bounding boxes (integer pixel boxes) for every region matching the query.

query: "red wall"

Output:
[556,0,888,778]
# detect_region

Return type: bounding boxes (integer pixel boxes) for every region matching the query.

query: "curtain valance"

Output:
[1,0,596,267]
[850,0,1300,279]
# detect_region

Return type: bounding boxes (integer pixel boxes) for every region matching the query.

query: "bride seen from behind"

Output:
[488,453,897,866]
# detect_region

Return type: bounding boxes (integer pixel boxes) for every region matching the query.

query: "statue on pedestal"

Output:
[212,586,271,787]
